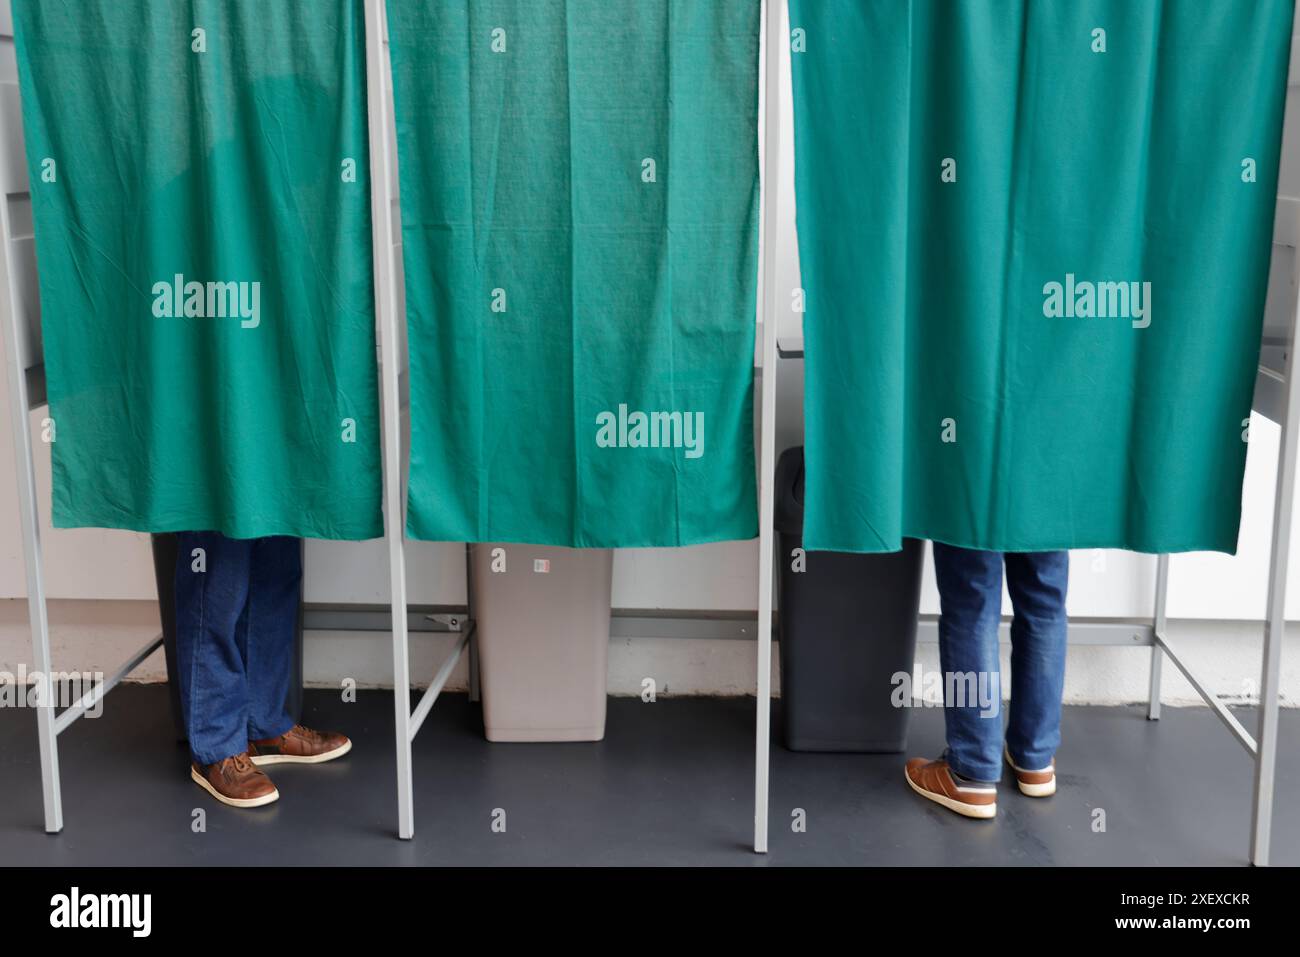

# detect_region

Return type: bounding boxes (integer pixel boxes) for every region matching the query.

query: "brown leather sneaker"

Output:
[1005,747,1056,797]
[249,724,352,766]
[190,752,279,808]
[905,757,997,819]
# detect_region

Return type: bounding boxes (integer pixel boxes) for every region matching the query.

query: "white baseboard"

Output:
[0,598,1294,707]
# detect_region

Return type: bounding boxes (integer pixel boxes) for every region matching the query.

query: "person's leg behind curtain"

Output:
[1003,550,1069,772]
[931,542,1005,783]
[242,535,301,745]
[174,531,255,765]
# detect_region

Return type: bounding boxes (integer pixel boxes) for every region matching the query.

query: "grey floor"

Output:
[1,685,1296,866]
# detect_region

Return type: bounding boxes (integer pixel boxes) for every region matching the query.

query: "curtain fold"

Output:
[790,0,1293,554]
[13,0,381,540]
[388,0,761,547]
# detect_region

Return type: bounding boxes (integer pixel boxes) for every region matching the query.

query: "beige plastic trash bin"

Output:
[471,543,613,742]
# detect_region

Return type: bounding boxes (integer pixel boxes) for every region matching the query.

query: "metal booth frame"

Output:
[1,1,1291,864]
[752,0,1296,865]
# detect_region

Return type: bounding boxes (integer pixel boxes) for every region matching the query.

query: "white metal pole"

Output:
[362,0,414,841]
[1250,284,1300,865]
[1248,0,1300,870]
[466,544,479,703]
[754,0,784,855]
[0,203,62,834]
[1147,554,1167,720]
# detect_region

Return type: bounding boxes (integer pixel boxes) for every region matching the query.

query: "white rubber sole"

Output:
[905,767,997,819]
[250,739,352,766]
[1005,749,1056,797]
[1017,777,1056,797]
[190,767,279,808]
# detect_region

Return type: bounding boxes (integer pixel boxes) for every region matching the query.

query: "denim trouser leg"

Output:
[243,535,300,741]
[1004,551,1070,771]
[175,532,299,764]
[931,543,1005,783]
[175,532,252,764]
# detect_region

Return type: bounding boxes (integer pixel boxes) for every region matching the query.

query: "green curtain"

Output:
[790,0,1292,555]
[14,0,381,540]
[388,0,760,547]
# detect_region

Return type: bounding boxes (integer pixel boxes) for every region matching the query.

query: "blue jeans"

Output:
[174,532,300,765]
[931,543,1068,783]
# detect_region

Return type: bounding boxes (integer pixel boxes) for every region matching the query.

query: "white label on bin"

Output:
[533,559,550,574]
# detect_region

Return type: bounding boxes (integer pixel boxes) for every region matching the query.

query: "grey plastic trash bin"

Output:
[471,543,613,742]
[775,447,924,752]
[150,534,305,743]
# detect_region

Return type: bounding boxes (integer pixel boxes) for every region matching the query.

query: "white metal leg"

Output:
[55,633,163,733]
[1154,632,1257,754]
[1147,554,1168,720]
[388,549,413,835]
[6,219,184,833]
[409,627,472,740]
[753,0,784,855]
[1250,292,1300,865]
[362,0,415,840]
[0,198,61,833]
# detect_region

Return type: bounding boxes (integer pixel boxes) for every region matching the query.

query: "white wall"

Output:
[1,1,1299,707]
